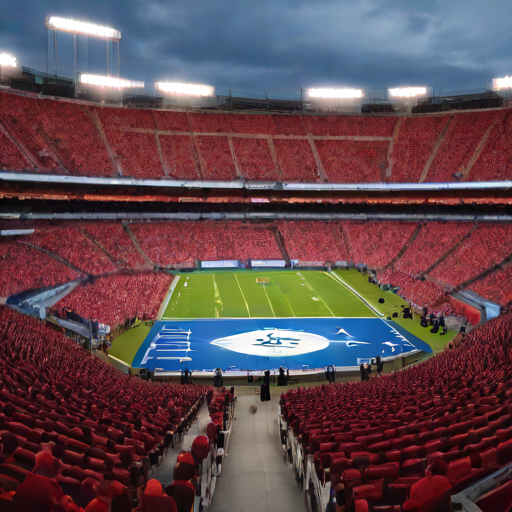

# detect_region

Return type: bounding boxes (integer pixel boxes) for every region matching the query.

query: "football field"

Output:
[109,269,454,370]
[162,270,375,319]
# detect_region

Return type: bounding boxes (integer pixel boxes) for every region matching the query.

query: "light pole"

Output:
[408,47,412,94]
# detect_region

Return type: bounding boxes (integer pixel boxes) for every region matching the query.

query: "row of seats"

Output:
[0,306,209,510]
[54,273,172,328]
[3,91,512,182]
[280,311,512,510]
[137,389,234,512]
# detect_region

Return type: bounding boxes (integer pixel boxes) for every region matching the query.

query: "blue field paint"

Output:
[131,318,432,371]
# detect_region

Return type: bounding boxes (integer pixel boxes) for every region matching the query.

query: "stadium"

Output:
[1,10,512,512]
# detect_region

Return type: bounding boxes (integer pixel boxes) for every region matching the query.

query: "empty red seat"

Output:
[402,475,452,512]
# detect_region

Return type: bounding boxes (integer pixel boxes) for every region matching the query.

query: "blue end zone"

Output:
[131,318,432,372]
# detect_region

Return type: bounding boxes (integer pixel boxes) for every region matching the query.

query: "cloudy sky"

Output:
[1,0,510,97]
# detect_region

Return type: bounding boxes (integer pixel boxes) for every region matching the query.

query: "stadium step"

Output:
[385,223,423,270]
[122,221,155,268]
[421,223,479,277]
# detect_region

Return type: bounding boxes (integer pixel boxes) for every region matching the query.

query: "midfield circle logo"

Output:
[211,328,330,357]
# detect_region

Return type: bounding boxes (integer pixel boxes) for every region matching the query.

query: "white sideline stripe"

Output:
[108,355,131,367]
[160,316,375,320]
[158,275,180,320]
[327,271,384,317]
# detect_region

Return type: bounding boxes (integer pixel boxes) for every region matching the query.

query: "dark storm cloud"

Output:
[1,0,511,95]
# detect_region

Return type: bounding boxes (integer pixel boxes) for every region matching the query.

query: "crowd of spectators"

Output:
[232,137,277,180]
[315,140,389,182]
[302,115,397,137]
[152,110,191,132]
[0,92,61,172]
[469,261,512,306]
[103,130,164,179]
[427,111,501,182]
[196,136,238,180]
[54,273,172,327]
[0,306,208,510]
[27,223,118,275]
[394,222,474,277]
[0,240,80,298]
[81,223,148,271]
[281,310,512,509]
[391,116,449,182]
[130,221,282,266]
[189,112,232,133]
[429,224,512,287]
[343,221,418,269]
[159,134,201,180]
[279,221,349,263]
[95,106,156,130]
[273,139,319,182]
[3,90,512,184]
[0,130,32,172]
[35,100,113,176]
[469,110,512,181]
[377,269,447,308]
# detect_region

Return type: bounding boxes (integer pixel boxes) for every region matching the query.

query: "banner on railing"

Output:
[201,260,239,269]
[0,229,34,236]
[250,259,286,268]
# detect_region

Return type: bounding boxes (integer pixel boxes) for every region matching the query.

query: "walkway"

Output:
[152,401,212,487]
[210,391,307,512]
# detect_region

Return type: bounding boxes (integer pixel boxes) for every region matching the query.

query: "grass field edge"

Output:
[158,274,180,320]
[328,271,384,317]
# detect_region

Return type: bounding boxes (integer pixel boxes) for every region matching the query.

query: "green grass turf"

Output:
[163,270,375,319]
[108,323,152,366]
[109,269,454,367]
[333,269,456,352]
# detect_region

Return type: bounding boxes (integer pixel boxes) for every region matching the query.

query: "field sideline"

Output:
[162,270,375,319]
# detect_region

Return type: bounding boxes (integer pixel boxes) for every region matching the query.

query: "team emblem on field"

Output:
[211,328,330,357]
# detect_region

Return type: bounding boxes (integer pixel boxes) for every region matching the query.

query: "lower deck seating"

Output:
[281,311,512,509]
[0,240,80,298]
[377,270,447,308]
[0,306,208,510]
[54,273,172,327]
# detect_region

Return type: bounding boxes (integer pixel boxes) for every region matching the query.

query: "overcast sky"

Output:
[1,0,511,97]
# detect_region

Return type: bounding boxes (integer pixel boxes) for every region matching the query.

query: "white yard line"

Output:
[262,284,276,317]
[234,273,251,317]
[303,275,336,317]
[212,274,221,318]
[271,276,297,317]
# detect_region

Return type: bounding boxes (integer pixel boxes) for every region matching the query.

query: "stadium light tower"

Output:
[80,73,144,89]
[156,82,216,97]
[0,53,16,67]
[45,16,122,90]
[307,88,363,99]
[388,87,427,98]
